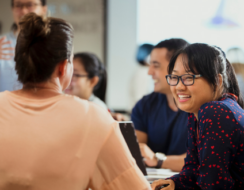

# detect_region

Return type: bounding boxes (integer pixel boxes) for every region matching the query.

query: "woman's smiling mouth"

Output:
[178,94,191,102]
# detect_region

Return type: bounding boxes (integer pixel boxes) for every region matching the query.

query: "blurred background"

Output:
[0,0,243,113]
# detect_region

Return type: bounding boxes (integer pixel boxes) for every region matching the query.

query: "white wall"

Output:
[47,0,105,61]
[0,1,13,34]
[106,0,138,111]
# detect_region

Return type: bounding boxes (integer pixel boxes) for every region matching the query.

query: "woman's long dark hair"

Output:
[74,53,107,102]
[168,43,244,108]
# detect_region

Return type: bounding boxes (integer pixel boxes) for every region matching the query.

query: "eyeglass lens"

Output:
[167,75,194,86]
[14,2,40,10]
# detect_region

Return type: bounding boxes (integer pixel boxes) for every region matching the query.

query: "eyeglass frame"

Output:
[13,2,41,11]
[72,74,89,79]
[165,74,202,86]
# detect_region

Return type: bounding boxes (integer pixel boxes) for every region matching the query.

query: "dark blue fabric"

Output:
[169,95,244,190]
[131,92,188,155]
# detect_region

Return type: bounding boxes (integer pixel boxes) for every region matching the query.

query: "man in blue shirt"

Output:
[131,39,189,171]
[0,0,47,92]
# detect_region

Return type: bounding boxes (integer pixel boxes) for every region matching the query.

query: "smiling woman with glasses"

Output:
[151,43,244,190]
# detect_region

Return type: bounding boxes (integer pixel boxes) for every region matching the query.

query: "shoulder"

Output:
[0,91,8,101]
[59,95,112,123]
[63,94,108,113]
[198,100,229,121]
[89,95,107,110]
[198,98,244,129]
[132,92,166,114]
[60,95,116,136]
[198,98,241,117]
[137,92,166,105]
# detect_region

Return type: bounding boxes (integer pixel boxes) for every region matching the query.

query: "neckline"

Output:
[4,91,65,102]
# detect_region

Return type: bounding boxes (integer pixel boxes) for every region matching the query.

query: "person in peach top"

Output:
[0,13,151,190]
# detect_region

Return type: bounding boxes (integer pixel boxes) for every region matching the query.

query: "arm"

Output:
[89,122,151,190]
[167,114,201,190]
[110,112,125,121]
[137,137,186,171]
[134,112,186,172]
[161,153,186,172]
[150,137,200,190]
[135,129,148,144]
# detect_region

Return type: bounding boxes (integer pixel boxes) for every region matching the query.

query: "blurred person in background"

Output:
[65,52,108,110]
[65,52,125,121]
[226,47,244,98]
[0,0,47,92]
[0,13,151,190]
[131,39,189,172]
[129,43,154,110]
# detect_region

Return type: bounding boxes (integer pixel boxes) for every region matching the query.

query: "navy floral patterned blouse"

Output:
[169,94,244,190]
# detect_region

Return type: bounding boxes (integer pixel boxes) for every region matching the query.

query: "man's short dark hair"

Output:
[154,38,189,61]
[11,0,47,7]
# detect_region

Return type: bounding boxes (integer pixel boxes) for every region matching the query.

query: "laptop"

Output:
[118,121,147,175]
[119,121,176,183]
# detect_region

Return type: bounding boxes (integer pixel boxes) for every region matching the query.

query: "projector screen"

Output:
[138,0,244,52]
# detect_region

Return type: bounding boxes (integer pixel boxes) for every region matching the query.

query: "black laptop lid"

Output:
[119,121,147,175]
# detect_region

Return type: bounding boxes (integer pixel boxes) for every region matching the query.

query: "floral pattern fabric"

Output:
[169,95,244,190]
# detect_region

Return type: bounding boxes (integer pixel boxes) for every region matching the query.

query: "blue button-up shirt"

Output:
[0,31,22,92]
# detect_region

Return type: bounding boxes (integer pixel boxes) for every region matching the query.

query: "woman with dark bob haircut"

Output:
[65,52,108,110]
[0,13,150,190]
[151,43,244,190]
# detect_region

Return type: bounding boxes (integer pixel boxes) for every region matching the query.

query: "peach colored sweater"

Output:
[0,91,150,190]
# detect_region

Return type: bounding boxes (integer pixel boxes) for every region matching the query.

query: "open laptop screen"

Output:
[119,121,147,175]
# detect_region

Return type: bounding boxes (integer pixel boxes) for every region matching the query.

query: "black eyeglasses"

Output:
[72,74,88,79]
[165,74,202,86]
[13,2,41,11]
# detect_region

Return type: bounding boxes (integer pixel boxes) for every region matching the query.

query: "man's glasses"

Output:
[13,2,41,11]
[165,74,202,86]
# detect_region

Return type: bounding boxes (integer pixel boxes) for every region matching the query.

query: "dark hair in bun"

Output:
[15,12,73,84]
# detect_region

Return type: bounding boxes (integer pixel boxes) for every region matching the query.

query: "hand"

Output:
[139,143,157,167]
[0,36,14,60]
[151,179,175,190]
[110,112,125,121]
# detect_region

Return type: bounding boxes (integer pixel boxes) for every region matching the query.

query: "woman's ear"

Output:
[218,74,224,89]
[216,74,224,98]
[58,59,69,77]
[90,76,99,88]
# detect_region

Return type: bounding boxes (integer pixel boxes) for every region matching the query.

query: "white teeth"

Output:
[178,95,191,99]
[154,79,158,83]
